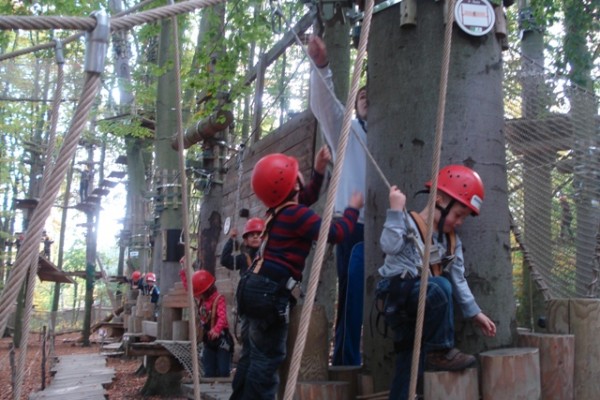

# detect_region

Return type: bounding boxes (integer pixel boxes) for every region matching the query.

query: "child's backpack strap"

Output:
[210,294,223,329]
[408,211,455,276]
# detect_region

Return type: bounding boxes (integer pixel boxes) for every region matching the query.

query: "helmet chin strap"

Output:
[435,199,456,243]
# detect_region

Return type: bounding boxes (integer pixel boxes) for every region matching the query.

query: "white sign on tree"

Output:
[454,0,496,37]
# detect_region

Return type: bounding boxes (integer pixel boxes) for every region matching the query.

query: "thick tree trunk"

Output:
[364,1,514,390]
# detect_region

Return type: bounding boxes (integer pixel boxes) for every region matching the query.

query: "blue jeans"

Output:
[388,276,454,400]
[332,222,364,366]
[202,345,231,377]
[230,274,289,400]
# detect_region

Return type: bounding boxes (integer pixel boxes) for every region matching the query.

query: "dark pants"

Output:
[202,345,231,377]
[388,276,454,400]
[230,274,289,400]
[332,222,364,366]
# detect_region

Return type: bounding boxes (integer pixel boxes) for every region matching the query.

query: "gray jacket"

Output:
[378,209,481,318]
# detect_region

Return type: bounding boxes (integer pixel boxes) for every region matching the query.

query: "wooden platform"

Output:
[182,382,232,399]
[29,354,115,400]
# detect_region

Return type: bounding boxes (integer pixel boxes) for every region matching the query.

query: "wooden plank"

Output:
[30,354,114,400]
[548,298,600,400]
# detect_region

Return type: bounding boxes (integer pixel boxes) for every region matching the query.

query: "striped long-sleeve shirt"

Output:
[261,170,359,281]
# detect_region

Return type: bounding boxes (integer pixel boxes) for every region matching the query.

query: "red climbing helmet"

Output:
[145,272,156,283]
[243,217,265,237]
[131,271,142,283]
[251,153,299,208]
[192,270,215,297]
[426,165,484,215]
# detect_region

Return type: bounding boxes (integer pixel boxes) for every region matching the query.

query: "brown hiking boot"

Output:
[425,348,476,371]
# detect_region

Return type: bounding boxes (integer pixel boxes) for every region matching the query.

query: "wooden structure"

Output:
[517,330,574,400]
[546,298,600,399]
[480,347,541,400]
[423,368,478,399]
[29,353,115,400]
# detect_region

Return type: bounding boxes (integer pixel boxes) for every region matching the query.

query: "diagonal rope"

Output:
[13,42,65,400]
[408,0,455,398]
[0,0,157,62]
[0,72,102,342]
[169,2,201,397]
[0,0,225,32]
[281,0,374,397]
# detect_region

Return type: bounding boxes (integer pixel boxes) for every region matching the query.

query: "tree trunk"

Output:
[197,4,226,276]
[147,12,186,396]
[364,1,514,390]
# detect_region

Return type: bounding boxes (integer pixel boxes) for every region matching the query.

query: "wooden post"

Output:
[328,365,361,400]
[172,320,189,341]
[547,298,600,399]
[517,330,574,400]
[423,368,478,399]
[480,347,541,400]
[295,381,349,400]
[400,0,417,27]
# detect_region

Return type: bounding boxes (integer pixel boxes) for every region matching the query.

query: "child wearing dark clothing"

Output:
[230,145,364,400]
[377,165,496,400]
[220,217,265,276]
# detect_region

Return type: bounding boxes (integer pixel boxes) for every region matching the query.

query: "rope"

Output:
[0,72,102,341]
[12,46,65,399]
[170,3,201,397]
[0,0,157,62]
[0,0,224,32]
[281,0,374,397]
[408,1,455,398]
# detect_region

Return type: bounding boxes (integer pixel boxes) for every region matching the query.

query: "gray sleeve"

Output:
[448,235,481,319]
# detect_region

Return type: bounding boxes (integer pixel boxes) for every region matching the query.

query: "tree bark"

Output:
[364,1,514,390]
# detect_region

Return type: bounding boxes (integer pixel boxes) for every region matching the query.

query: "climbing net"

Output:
[157,340,204,377]
[504,47,600,300]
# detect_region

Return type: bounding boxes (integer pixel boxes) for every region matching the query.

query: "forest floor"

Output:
[0,330,188,400]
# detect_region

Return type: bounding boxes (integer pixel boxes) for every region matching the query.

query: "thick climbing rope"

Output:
[0,0,157,62]
[0,0,224,32]
[281,0,374,397]
[13,42,65,400]
[408,0,456,398]
[169,3,201,398]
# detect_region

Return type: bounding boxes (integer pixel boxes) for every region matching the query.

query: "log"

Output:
[423,368,478,399]
[154,355,173,374]
[517,331,574,400]
[295,381,348,400]
[480,347,541,400]
[328,365,361,400]
[547,298,600,399]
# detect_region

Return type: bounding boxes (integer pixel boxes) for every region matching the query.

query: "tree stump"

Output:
[480,347,540,400]
[328,365,361,400]
[517,330,574,400]
[295,381,349,400]
[547,298,600,399]
[423,368,478,399]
